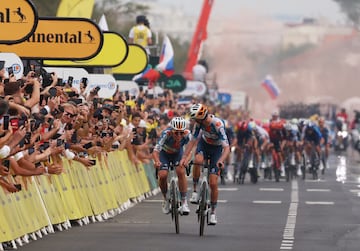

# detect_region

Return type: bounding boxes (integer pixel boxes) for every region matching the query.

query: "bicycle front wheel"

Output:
[199,182,207,236]
[170,180,179,234]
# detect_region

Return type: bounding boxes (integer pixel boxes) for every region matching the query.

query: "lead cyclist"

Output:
[180,103,230,225]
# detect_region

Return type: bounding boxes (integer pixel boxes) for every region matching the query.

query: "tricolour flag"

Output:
[156,35,174,77]
[261,75,280,99]
[56,0,95,18]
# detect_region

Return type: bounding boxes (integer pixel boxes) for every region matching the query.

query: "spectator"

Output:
[129,15,152,55]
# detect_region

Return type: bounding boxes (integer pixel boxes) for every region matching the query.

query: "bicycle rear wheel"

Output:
[170,180,179,234]
[199,182,207,236]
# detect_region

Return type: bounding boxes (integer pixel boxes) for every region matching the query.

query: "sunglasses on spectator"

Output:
[64,111,76,118]
[101,132,113,137]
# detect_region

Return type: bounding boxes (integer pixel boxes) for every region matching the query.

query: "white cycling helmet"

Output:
[170,117,187,131]
[284,122,292,131]
[189,103,208,120]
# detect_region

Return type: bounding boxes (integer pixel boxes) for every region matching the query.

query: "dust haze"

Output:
[206,9,360,119]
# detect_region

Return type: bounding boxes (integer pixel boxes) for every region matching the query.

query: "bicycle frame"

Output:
[167,162,181,234]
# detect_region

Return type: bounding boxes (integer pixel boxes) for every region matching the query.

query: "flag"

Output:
[261,75,281,99]
[156,35,174,77]
[98,14,109,31]
[56,0,95,18]
[132,64,152,81]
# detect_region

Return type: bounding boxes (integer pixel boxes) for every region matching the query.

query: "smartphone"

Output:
[89,159,96,166]
[28,147,35,155]
[67,76,74,86]
[81,77,88,86]
[48,87,57,97]
[24,132,31,144]
[101,132,107,138]
[56,138,64,147]
[3,114,9,130]
[7,66,13,76]
[93,98,98,109]
[57,78,64,87]
[71,131,77,143]
[83,142,93,149]
[2,159,10,171]
[111,144,119,149]
[14,184,22,191]
[126,105,131,114]
[47,117,54,126]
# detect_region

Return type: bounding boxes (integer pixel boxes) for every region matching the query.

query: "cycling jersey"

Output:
[154,127,192,154]
[192,115,229,147]
[302,125,322,145]
[236,129,253,146]
[284,125,300,142]
[320,126,329,145]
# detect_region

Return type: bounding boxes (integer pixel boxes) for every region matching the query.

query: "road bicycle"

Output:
[156,161,191,234]
[189,154,215,236]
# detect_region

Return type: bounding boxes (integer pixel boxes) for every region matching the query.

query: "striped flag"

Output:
[156,35,174,77]
[261,75,280,99]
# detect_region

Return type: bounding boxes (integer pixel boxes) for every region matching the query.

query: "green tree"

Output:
[333,0,360,27]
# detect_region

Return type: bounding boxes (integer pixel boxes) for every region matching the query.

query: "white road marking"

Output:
[259,188,284,192]
[306,189,331,192]
[253,200,282,204]
[218,187,238,191]
[144,199,228,203]
[350,189,360,193]
[280,180,298,250]
[305,179,326,183]
[305,201,334,205]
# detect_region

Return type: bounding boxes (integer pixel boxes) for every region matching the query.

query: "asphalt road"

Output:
[17,151,360,251]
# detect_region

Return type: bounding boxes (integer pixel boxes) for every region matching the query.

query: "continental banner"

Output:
[0,17,103,60]
[0,0,38,44]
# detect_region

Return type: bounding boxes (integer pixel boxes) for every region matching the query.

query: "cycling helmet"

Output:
[248,121,256,131]
[170,117,187,131]
[284,122,292,131]
[238,121,249,132]
[290,118,298,125]
[189,103,208,120]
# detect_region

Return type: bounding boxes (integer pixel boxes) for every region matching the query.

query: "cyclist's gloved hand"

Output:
[217,161,224,169]
[154,161,161,169]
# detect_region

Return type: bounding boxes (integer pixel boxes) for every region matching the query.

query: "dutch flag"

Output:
[262,75,280,99]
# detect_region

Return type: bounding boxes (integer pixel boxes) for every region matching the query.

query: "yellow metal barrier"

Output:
[0,150,156,244]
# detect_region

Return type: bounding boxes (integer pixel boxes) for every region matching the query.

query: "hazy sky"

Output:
[155,0,345,22]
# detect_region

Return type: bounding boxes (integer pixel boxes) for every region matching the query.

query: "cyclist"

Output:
[153,117,192,215]
[318,117,330,174]
[180,103,230,225]
[301,121,322,164]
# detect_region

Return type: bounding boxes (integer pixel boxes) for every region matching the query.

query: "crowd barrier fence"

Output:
[0,150,159,250]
